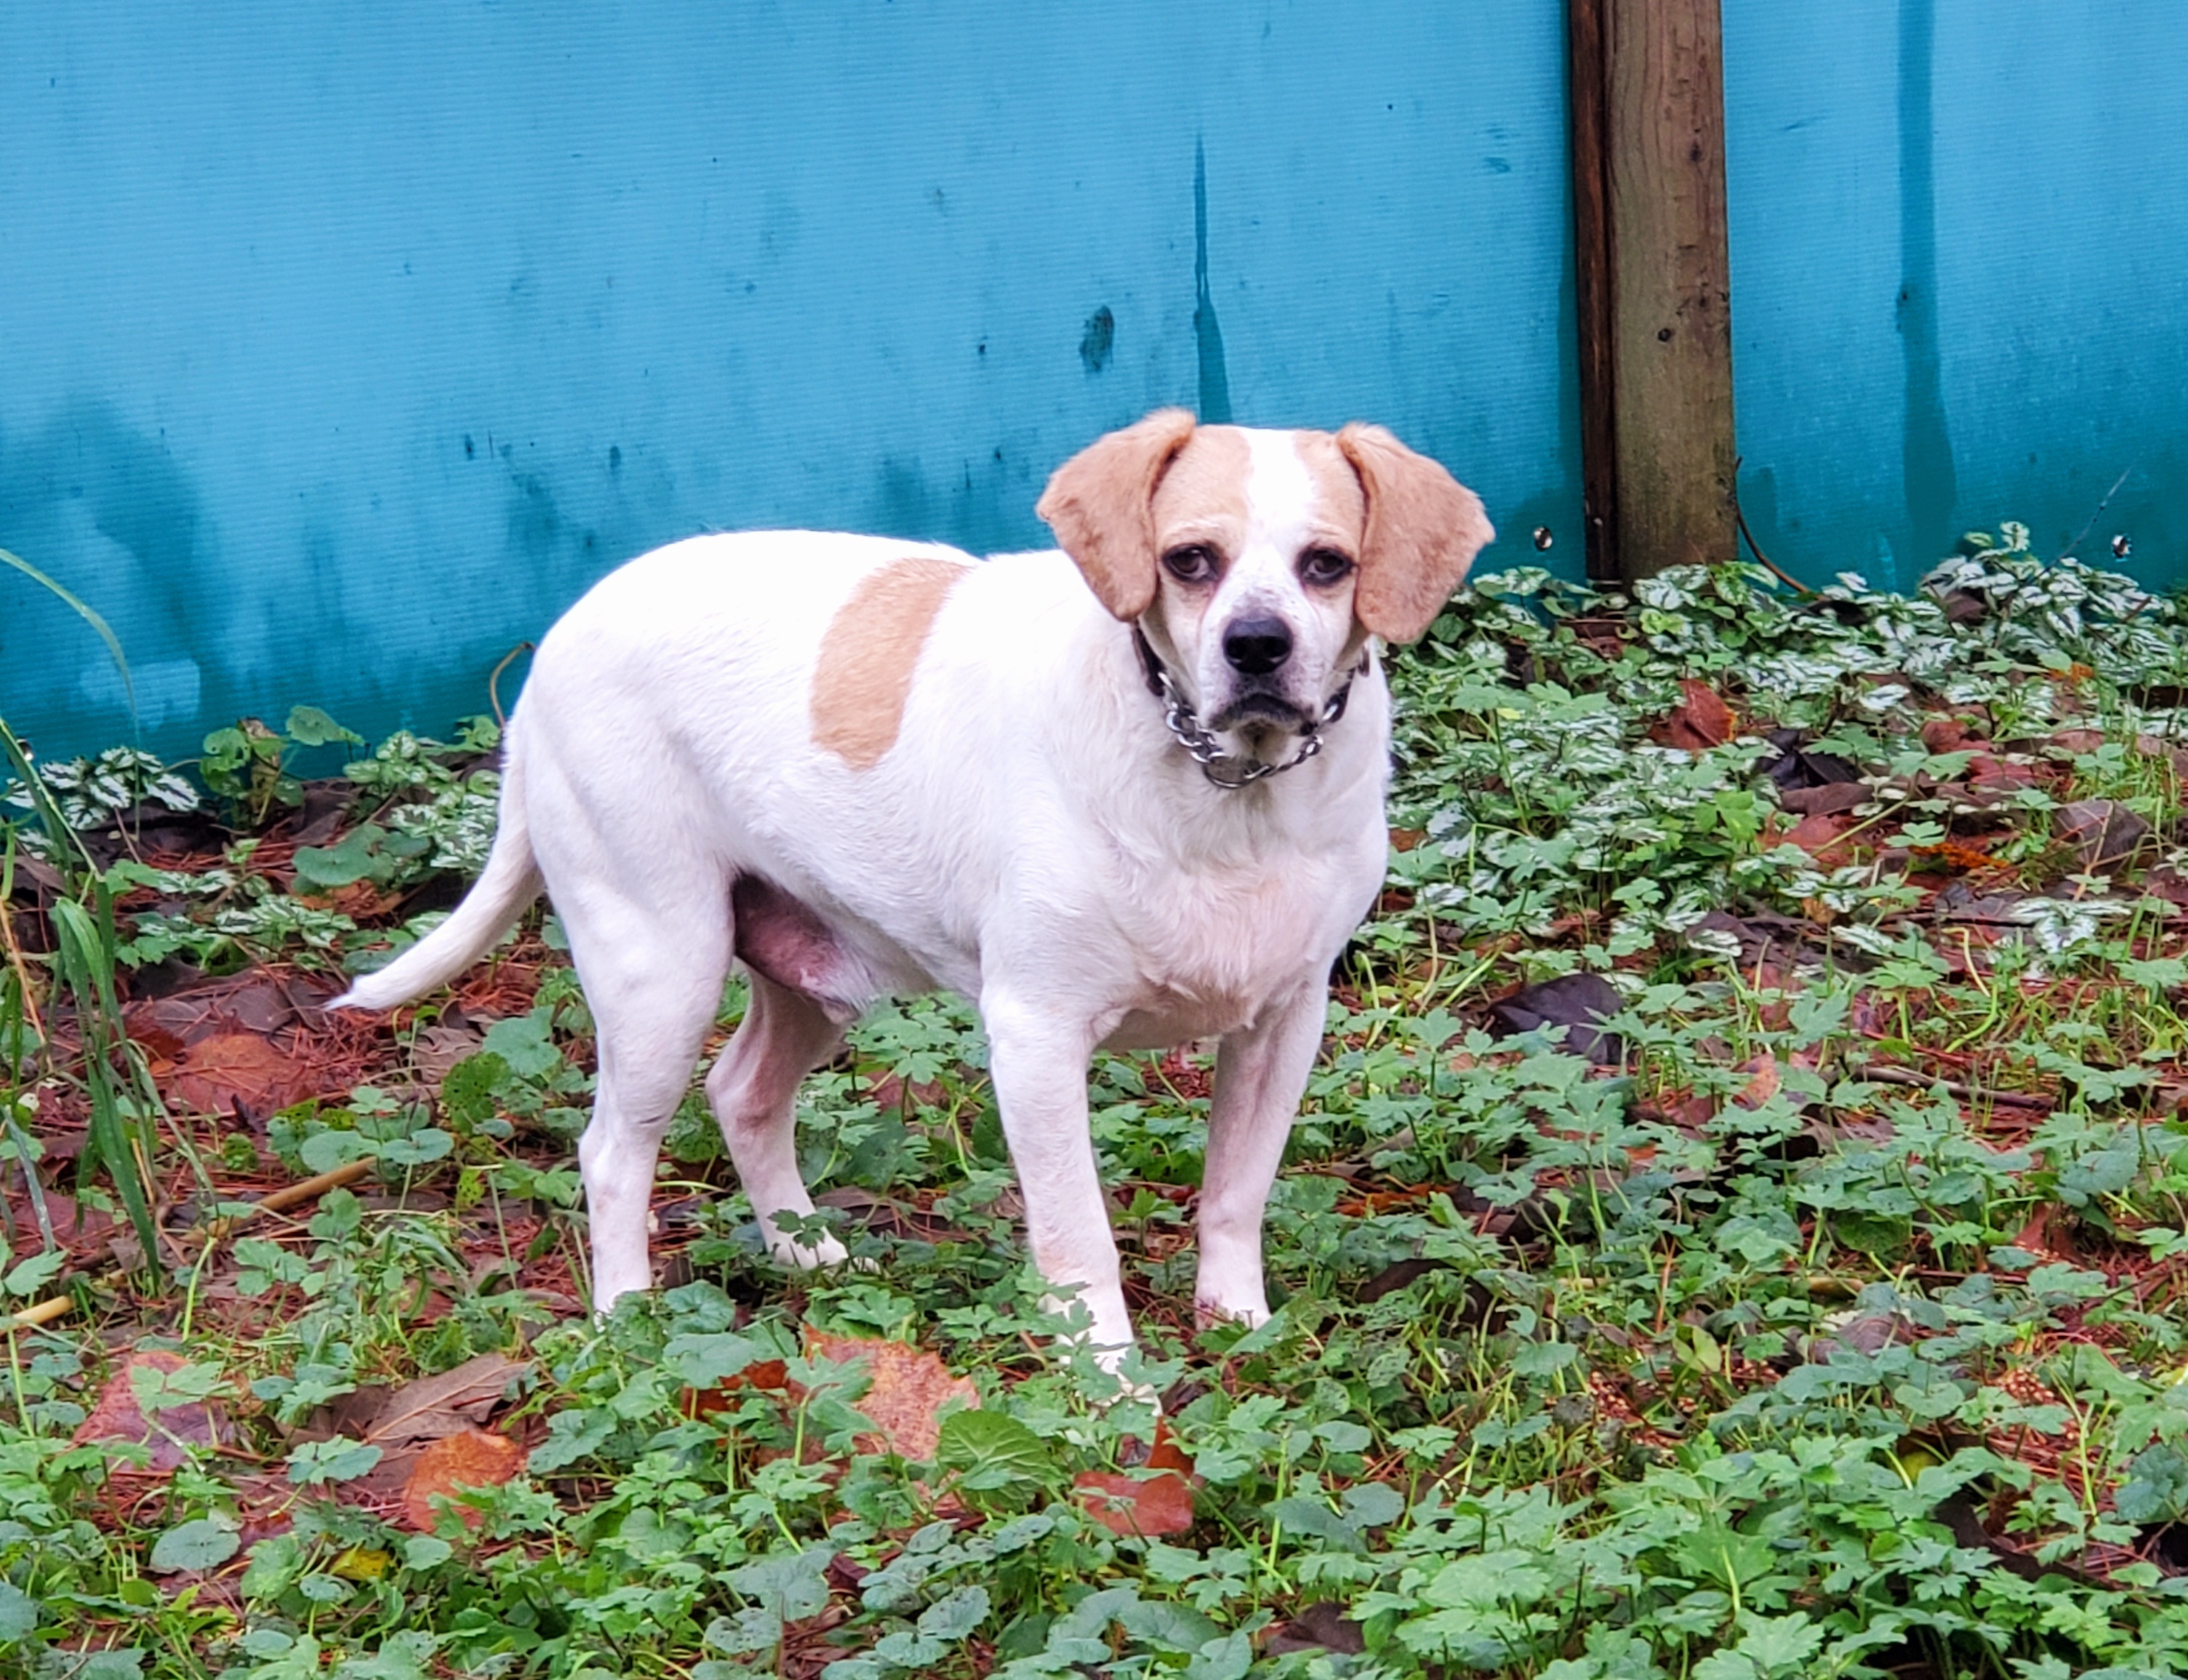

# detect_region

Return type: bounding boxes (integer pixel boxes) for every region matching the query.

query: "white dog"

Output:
[334,410,1490,1362]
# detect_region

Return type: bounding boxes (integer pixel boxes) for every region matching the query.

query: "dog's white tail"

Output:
[329,728,544,1012]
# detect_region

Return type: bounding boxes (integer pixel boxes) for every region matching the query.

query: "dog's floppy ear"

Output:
[1336,423,1495,644]
[1036,408,1198,621]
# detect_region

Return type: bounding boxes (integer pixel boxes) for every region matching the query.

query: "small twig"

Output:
[1731,455,1816,597]
[10,1295,71,1329]
[6,1159,376,1338]
[1860,1063,2051,1109]
[2059,462,2136,563]
[239,1157,374,1219]
[488,642,535,731]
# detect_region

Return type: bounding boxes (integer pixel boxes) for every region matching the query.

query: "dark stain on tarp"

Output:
[505,469,602,587]
[1897,0,1957,581]
[1079,305,1115,374]
[868,451,1024,558]
[1193,137,1232,424]
[0,397,208,649]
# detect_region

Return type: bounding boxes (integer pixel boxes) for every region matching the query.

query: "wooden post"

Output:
[1568,0,1736,582]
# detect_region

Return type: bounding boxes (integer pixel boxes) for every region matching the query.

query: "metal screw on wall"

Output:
[2112,534,2133,560]
[1532,526,1554,551]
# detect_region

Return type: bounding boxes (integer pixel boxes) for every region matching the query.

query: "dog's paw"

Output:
[766,1231,881,1275]
[1193,1296,1271,1333]
[769,1230,851,1269]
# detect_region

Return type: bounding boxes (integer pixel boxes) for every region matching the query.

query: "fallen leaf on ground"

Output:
[2056,799,2150,869]
[1781,812,1858,866]
[684,1359,793,1419]
[72,1350,225,1472]
[801,1330,978,1462]
[1488,973,1625,1065]
[343,1351,529,1449]
[1267,1602,1368,1657]
[1651,679,1736,750]
[1732,1054,1781,1111]
[1776,781,1871,817]
[401,1428,527,1531]
[169,1032,329,1114]
[308,1352,528,1511]
[1075,1426,1198,1538]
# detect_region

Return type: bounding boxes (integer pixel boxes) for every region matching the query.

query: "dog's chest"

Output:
[1099,850,1359,1047]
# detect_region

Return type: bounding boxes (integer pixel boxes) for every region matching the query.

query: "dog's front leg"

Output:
[1195,981,1328,1329]
[980,994,1136,1360]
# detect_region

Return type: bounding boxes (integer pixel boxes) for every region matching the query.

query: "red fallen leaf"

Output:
[168,1032,331,1114]
[1776,781,1871,818]
[1652,679,1736,751]
[682,1359,793,1419]
[800,1330,978,1462]
[1732,1053,1781,1111]
[1781,812,1857,867]
[1964,753,2041,789]
[401,1428,526,1531]
[1075,1424,1198,1538]
[72,1350,226,1473]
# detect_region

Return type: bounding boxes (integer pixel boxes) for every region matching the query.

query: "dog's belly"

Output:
[1101,994,1258,1052]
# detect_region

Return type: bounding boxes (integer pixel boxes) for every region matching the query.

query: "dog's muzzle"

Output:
[1134,625,1361,789]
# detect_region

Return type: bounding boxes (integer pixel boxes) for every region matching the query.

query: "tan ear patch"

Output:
[810,556,970,769]
[1337,423,1495,645]
[1035,408,1198,620]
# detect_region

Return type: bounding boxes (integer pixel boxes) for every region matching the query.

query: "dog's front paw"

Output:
[1193,1296,1271,1333]
[768,1230,856,1271]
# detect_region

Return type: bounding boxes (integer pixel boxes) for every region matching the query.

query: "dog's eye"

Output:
[1299,547,1355,586]
[1162,544,1221,583]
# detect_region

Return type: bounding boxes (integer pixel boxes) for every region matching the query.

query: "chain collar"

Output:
[1132,626,1363,790]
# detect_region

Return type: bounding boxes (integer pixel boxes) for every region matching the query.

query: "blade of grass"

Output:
[2,716,162,1275]
[0,544,137,729]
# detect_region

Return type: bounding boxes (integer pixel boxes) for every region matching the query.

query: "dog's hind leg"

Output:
[707,972,849,1268]
[562,894,732,1314]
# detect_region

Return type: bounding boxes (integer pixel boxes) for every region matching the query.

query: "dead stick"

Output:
[1861,1064,2051,1109]
[9,1159,374,1335]
[240,1158,374,1218]
[10,1295,71,1329]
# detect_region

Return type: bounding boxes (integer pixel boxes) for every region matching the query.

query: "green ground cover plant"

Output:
[4,528,2188,1678]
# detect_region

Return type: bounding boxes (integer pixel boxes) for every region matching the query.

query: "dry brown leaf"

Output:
[1075,1425,1198,1538]
[356,1351,528,1449]
[1782,812,1857,866]
[1074,1427,1198,1537]
[169,1032,328,1114]
[1732,1054,1781,1112]
[683,1359,792,1419]
[1652,679,1736,751]
[71,1350,226,1472]
[801,1330,978,1462]
[400,1428,527,1531]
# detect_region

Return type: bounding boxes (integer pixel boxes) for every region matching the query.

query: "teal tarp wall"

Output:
[1724,1,2188,597]
[9,3,2187,766]
[1,4,1577,761]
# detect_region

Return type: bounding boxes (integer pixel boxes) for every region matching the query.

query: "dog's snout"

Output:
[1222,616,1294,676]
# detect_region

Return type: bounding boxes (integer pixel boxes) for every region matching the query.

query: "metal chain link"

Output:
[1150,662,1349,789]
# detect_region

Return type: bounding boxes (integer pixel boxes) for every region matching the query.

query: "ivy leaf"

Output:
[286,1436,384,1485]
[149,1515,242,1575]
[284,705,364,747]
[916,1584,991,1642]
[934,1408,1053,1508]
[0,1581,36,1642]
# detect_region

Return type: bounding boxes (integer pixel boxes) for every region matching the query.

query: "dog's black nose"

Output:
[1222,616,1293,675]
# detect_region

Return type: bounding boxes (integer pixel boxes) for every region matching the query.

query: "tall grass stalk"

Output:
[1,552,161,1274]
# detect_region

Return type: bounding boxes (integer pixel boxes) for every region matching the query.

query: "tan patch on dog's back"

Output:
[810,556,970,769]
